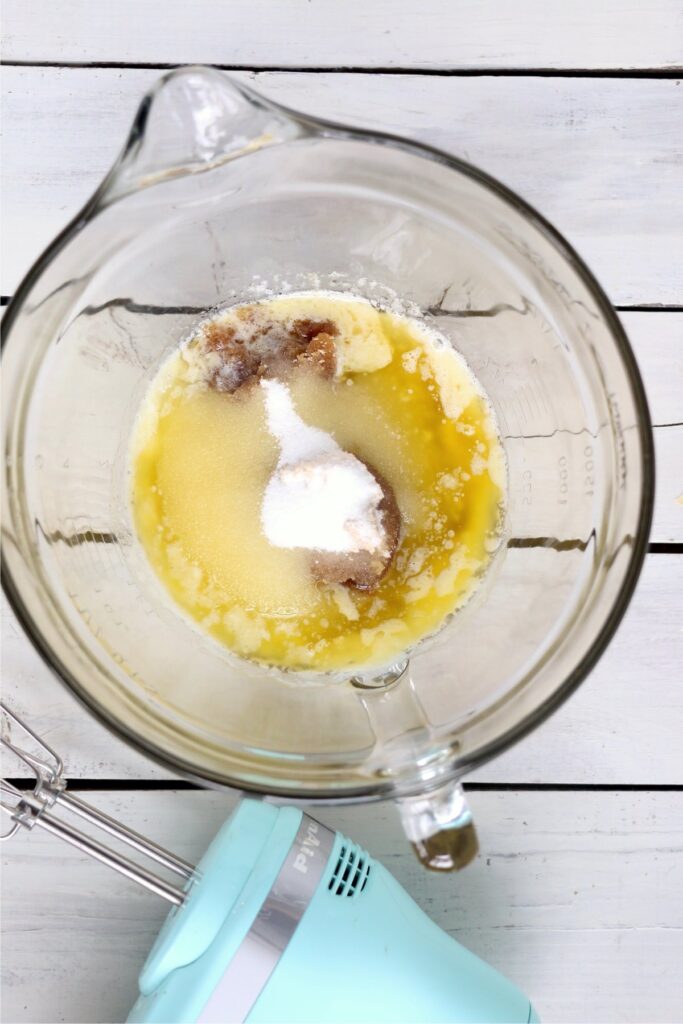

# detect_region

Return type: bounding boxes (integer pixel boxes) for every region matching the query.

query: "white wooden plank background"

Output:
[2,4,682,1023]
[3,69,683,305]
[3,0,682,70]
[2,790,682,1024]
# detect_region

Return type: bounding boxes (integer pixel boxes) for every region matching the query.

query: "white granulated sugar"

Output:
[261,378,337,464]
[260,379,386,554]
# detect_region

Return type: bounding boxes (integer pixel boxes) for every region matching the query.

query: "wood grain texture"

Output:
[619,313,683,548]
[3,0,682,70]
[622,312,683,428]
[3,555,682,785]
[1,789,682,1023]
[654,426,683,543]
[2,68,683,304]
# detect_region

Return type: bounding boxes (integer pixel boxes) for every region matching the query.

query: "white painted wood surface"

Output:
[4,0,683,70]
[2,790,682,1024]
[2,5,682,1023]
[3,68,683,304]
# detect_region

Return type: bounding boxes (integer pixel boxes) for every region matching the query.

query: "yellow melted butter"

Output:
[131,292,506,672]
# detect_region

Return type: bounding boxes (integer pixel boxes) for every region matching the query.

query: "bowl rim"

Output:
[1,68,655,800]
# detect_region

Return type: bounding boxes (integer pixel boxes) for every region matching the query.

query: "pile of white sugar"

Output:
[260,379,388,556]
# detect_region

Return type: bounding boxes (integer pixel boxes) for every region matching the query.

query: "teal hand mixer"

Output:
[1,703,536,1023]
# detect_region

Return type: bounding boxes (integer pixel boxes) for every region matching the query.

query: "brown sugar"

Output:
[290,318,339,343]
[311,466,401,590]
[299,331,337,376]
[203,320,237,352]
[203,313,339,394]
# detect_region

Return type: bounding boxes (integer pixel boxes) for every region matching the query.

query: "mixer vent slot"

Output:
[328,839,371,898]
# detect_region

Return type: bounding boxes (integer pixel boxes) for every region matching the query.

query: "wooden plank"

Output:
[3,0,682,70]
[620,312,683,429]
[620,312,683,547]
[1,789,681,1023]
[2,69,683,304]
[3,555,682,784]
[654,426,683,544]
[471,554,683,784]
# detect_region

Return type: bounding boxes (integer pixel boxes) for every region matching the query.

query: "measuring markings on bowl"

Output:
[558,455,569,505]
[583,445,595,498]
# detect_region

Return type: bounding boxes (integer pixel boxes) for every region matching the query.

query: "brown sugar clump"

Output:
[203,321,237,353]
[203,313,339,394]
[299,331,337,377]
[311,465,401,591]
[211,357,256,393]
[290,318,339,343]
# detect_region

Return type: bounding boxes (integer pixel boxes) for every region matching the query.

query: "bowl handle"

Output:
[102,66,303,201]
[355,667,479,871]
[396,782,479,872]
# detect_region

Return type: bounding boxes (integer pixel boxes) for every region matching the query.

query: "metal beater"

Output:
[0,700,195,905]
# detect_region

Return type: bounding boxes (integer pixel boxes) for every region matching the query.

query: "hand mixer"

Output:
[1,702,537,1023]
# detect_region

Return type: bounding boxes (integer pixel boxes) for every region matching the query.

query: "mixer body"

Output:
[129,801,535,1023]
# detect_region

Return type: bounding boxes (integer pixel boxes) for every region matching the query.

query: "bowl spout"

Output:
[104,66,303,201]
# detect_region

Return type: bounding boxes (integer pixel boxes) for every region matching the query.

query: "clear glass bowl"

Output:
[1,68,654,868]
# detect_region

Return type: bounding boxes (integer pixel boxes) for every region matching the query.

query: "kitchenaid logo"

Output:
[292,819,322,874]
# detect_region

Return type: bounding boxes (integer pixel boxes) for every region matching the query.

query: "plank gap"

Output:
[615,304,683,312]
[1,60,682,78]
[4,778,683,793]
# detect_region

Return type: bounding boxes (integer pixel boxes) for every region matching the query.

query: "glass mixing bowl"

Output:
[1,68,654,868]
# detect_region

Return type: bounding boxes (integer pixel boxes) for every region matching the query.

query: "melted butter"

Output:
[131,292,506,671]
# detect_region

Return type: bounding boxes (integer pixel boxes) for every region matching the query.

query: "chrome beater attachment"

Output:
[1,701,195,905]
